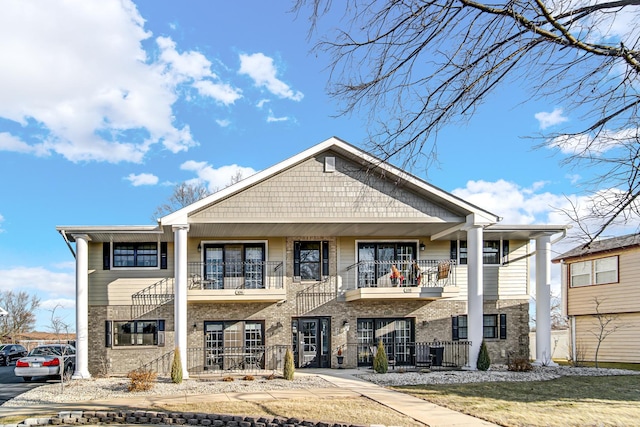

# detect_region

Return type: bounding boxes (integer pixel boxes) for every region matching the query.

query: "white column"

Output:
[534,234,557,366]
[466,222,484,370]
[72,234,91,379]
[173,224,190,379]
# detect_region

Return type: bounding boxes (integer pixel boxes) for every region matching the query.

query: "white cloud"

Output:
[534,108,569,130]
[0,213,4,233]
[549,128,635,155]
[266,110,290,123]
[256,99,270,108]
[40,298,76,311]
[239,53,304,101]
[0,0,251,163]
[193,80,242,105]
[452,179,570,225]
[215,119,231,128]
[180,161,257,192]
[0,267,75,298]
[126,173,159,186]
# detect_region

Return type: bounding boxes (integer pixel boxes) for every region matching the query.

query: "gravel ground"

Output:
[3,366,638,407]
[357,365,640,386]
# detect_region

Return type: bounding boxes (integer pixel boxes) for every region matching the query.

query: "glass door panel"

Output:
[204,247,223,289]
[245,246,264,289]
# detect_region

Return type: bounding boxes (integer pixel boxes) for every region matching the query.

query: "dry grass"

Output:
[157,397,425,427]
[392,375,640,427]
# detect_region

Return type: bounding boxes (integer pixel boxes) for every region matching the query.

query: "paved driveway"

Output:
[0,363,46,405]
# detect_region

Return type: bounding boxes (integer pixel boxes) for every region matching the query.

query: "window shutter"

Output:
[502,240,510,264]
[158,319,165,347]
[452,316,459,341]
[322,241,329,276]
[105,320,112,348]
[160,242,168,269]
[450,241,457,262]
[103,243,110,270]
[499,314,507,339]
[293,241,301,279]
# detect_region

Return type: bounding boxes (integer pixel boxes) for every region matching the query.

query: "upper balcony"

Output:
[344,259,459,301]
[187,261,286,303]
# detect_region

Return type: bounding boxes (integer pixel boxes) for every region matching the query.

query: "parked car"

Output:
[0,344,28,366]
[14,344,76,381]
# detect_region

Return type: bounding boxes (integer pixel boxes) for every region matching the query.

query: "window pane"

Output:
[483,241,500,264]
[113,244,135,267]
[571,261,592,287]
[595,256,617,284]
[300,242,321,280]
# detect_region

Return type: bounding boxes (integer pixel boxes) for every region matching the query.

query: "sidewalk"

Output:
[0,370,498,427]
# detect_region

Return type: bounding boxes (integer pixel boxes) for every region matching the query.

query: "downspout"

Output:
[58,229,76,258]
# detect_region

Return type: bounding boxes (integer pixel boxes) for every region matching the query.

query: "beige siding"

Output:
[497,241,530,298]
[191,152,461,222]
[567,247,640,316]
[574,312,640,363]
[88,242,174,306]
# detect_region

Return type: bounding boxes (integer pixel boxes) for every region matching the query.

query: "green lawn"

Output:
[392,375,640,427]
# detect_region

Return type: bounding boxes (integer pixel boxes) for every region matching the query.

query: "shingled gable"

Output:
[160,136,500,227]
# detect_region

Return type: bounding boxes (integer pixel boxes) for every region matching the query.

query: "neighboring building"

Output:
[57,137,566,378]
[554,233,640,364]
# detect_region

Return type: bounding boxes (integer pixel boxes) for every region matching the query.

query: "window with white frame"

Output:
[570,256,618,287]
[450,240,509,265]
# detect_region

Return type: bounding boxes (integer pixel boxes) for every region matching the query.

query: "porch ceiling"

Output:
[186,221,464,238]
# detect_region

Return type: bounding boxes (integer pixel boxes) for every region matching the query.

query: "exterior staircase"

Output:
[295,277,337,315]
[131,277,174,318]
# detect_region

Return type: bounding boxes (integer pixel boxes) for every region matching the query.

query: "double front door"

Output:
[292,317,330,368]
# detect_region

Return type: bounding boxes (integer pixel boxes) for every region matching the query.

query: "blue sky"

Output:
[0,0,636,331]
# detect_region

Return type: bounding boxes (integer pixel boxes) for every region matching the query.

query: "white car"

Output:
[14,344,76,382]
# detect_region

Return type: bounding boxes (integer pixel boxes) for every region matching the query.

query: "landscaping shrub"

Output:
[477,340,491,371]
[222,376,234,382]
[508,357,533,372]
[243,374,255,381]
[283,348,295,380]
[373,340,388,374]
[171,347,183,384]
[127,368,157,392]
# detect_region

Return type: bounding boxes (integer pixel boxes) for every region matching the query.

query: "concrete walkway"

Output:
[0,369,498,427]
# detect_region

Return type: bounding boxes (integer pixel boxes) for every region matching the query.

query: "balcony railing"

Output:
[345,259,456,290]
[347,340,470,369]
[139,345,291,375]
[187,261,283,290]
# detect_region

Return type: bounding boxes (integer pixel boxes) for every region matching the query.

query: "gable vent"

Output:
[324,156,336,172]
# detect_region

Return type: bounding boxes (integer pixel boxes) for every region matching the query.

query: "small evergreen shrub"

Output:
[283,348,295,380]
[477,340,491,371]
[373,340,388,374]
[127,368,157,392]
[171,347,183,384]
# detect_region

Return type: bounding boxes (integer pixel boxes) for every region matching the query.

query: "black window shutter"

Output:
[103,243,110,270]
[502,240,510,264]
[157,319,166,347]
[500,314,507,339]
[293,241,301,278]
[322,241,329,276]
[450,241,457,261]
[452,316,459,341]
[105,320,112,348]
[160,242,168,269]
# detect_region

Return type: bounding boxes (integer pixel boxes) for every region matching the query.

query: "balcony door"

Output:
[357,242,416,287]
[203,243,265,289]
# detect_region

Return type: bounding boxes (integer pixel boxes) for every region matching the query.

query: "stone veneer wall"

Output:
[90,295,528,375]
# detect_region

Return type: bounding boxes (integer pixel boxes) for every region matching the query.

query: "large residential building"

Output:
[554,233,640,364]
[57,137,566,378]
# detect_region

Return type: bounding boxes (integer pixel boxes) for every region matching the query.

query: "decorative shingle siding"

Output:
[191,152,457,221]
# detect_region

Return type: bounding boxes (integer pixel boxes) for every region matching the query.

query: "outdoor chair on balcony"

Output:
[414,344,434,369]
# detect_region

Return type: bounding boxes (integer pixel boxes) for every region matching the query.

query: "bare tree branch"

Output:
[295,0,640,244]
